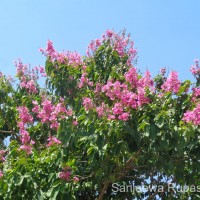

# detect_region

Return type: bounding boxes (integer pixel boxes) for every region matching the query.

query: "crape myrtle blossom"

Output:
[96,103,109,117]
[161,71,181,93]
[0,150,5,162]
[86,29,137,66]
[73,176,79,183]
[191,87,200,102]
[15,59,38,94]
[138,70,155,92]
[94,68,152,121]
[82,97,93,111]
[34,66,47,77]
[0,171,3,178]
[190,59,200,76]
[32,98,72,130]
[46,136,61,147]
[40,40,83,67]
[59,166,71,181]
[72,120,78,126]
[78,72,93,88]
[17,106,34,154]
[58,166,79,183]
[82,67,154,122]
[183,104,200,125]
[118,112,129,121]
[59,171,71,181]
[160,67,166,76]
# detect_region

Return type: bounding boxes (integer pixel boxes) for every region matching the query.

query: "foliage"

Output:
[0,30,200,199]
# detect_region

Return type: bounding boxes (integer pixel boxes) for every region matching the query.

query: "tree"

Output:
[0,29,199,199]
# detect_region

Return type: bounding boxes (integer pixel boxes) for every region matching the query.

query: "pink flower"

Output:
[0,171,3,178]
[26,80,38,93]
[65,51,83,67]
[191,87,200,102]
[161,71,181,93]
[33,99,69,130]
[72,121,78,126]
[112,103,123,115]
[138,70,154,91]
[125,67,138,89]
[83,97,93,111]
[183,104,200,125]
[17,106,33,124]
[50,121,59,129]
[20,130,31,144]
[95,39,101,46]
[66,109,73,116]
[118,112,129,121]
[59,171,71,181]
[106,29,113,38]
[15,59,39,94]
[108,115,116,120]
[160,67,166,76]
[20,145,32,154]
[78,73,91,88]
[0,150,5,162]
[94,83,102,93]
[73,176,79,183]
[86,30,137,64]
[47,136,61,147]
[96,106,104,117]
[39,40,57,60]
[190,59,200,76]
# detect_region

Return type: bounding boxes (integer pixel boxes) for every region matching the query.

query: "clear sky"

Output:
[0,0,200,81]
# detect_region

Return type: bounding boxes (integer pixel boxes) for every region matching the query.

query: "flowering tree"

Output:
[0,30,200,199]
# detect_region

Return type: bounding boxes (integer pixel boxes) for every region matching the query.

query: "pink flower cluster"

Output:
[125,67,138,89]
[46,136,61,147]
[15,59,38,94]
[0,171,3,178]
[39,40,57,60]
[59,171,71,181]
[73,176,79,183]
[17,106,34,154]
[82,97,93,111]
[191,87,200,102]
[59,166,71,181]
[78,72,93,88]
[161,71,181,93]
[160,67,166,76]
[183,104,200,125]
[40,40,83,67]
[125,68,154,90]
[32,98,72,130]
[102,82,149,117]
[65,51,83,67]
[93,69,154,121]
[0,150,5,162]
[34,66,46,77]
[190,59,200,76]
[87,29,137,66]
[96,102,109,117]
[72,120,78,126]
[58,166,79,183]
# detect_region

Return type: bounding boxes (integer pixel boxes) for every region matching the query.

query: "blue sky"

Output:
[0,0,200,81]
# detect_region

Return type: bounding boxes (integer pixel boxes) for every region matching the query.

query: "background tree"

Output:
[0,30,199,199]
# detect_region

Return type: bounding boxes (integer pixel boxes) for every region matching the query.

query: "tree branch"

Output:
[97,148,143,200]
[0,130,20,141]
[0,130,13,133]
[97,180,111,200]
